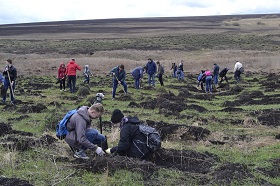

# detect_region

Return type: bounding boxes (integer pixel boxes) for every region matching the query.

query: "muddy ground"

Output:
[0,72,280,185]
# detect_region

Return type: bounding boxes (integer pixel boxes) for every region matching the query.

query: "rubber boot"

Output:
[100,137,108,151]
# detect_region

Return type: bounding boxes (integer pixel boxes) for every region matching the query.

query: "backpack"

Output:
[139,124,161,152]
[56,109,78,140]
[197,73,203,81]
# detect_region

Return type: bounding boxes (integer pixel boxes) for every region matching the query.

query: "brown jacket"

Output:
[65,106,98,151]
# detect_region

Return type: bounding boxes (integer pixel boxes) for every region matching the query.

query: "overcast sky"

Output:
[0,0,279,25]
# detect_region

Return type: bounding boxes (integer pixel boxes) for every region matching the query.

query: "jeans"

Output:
[82,129,106,150]
[148,74,155,86]
[177,70,184,81]
[213,75,219,85]
[59,78,65,90]
[234,70,241,82]
[134,77,140,89]
[2,79,15,102]
[205,76,212,93]
[112,79,127,98]
[68,75,76,93]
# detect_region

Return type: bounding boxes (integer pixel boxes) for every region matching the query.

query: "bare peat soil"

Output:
[1,72,280,185]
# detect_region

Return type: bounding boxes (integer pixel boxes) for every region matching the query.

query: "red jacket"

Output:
[57,63,66,79]
[66,60,81,76]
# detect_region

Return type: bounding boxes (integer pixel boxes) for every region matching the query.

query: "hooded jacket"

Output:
[57,63,66,79]
[65,106,98,151]
[66,60,81,76]
[110,116,150,159]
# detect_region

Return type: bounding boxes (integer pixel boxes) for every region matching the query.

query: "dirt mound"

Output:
[0,177,33,186]
[117,93,134,101]
[222,107,244,112]
[17,103,48,113]
[154,148,218,173]
[71,148,218,176]
[146,122,210,141]
[186,104,208,112]
[211,162,254,185]
[77,86,90,96]
[257,158,280,178]
[254,109,280,127]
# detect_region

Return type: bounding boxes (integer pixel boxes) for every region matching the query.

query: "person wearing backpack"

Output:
[156,61,164,86]
[105,109,161,160]
[65,103,107,159]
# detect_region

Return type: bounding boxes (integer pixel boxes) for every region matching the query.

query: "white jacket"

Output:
[233,62,242,72]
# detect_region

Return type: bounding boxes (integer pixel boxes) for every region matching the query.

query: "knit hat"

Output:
[111,109,124,124]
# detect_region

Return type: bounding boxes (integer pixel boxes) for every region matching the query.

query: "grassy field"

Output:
[0,14,280,185]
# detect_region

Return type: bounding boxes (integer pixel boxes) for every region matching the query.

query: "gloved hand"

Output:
[105,148,111,154]
[95,147,105,156]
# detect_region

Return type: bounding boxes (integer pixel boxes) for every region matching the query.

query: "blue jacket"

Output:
[213,64,220,76]
[146,61,157,75]
[110,66,126,82]
[131,66,144,79]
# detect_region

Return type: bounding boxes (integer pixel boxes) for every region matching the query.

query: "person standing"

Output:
[156,61,164,86]
[131,66,145,89]
[213,63,220,89]
[2,59,17,105]
[66,59,81,93]
[170,63,177,78]
[110,64,128,100]
[145,59,157,87]
[83,65,93,84]
[177,60,184,81]
[233,61,243,82]
[219,67,229,84]
[65,103,107,159]
[57,62,66,91]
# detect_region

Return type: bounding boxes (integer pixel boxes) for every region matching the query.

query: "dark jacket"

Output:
[219,68,229,77]
[3,65,17,81]
[111,116,150,159]
[110,66,126,82]
[131,66,144,80]
[65,106,98,151]
[146,61,157,75]
[213,64,220,76]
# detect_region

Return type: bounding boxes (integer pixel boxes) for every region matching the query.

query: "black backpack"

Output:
[126,116,161,153]
[138,124,161,152]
